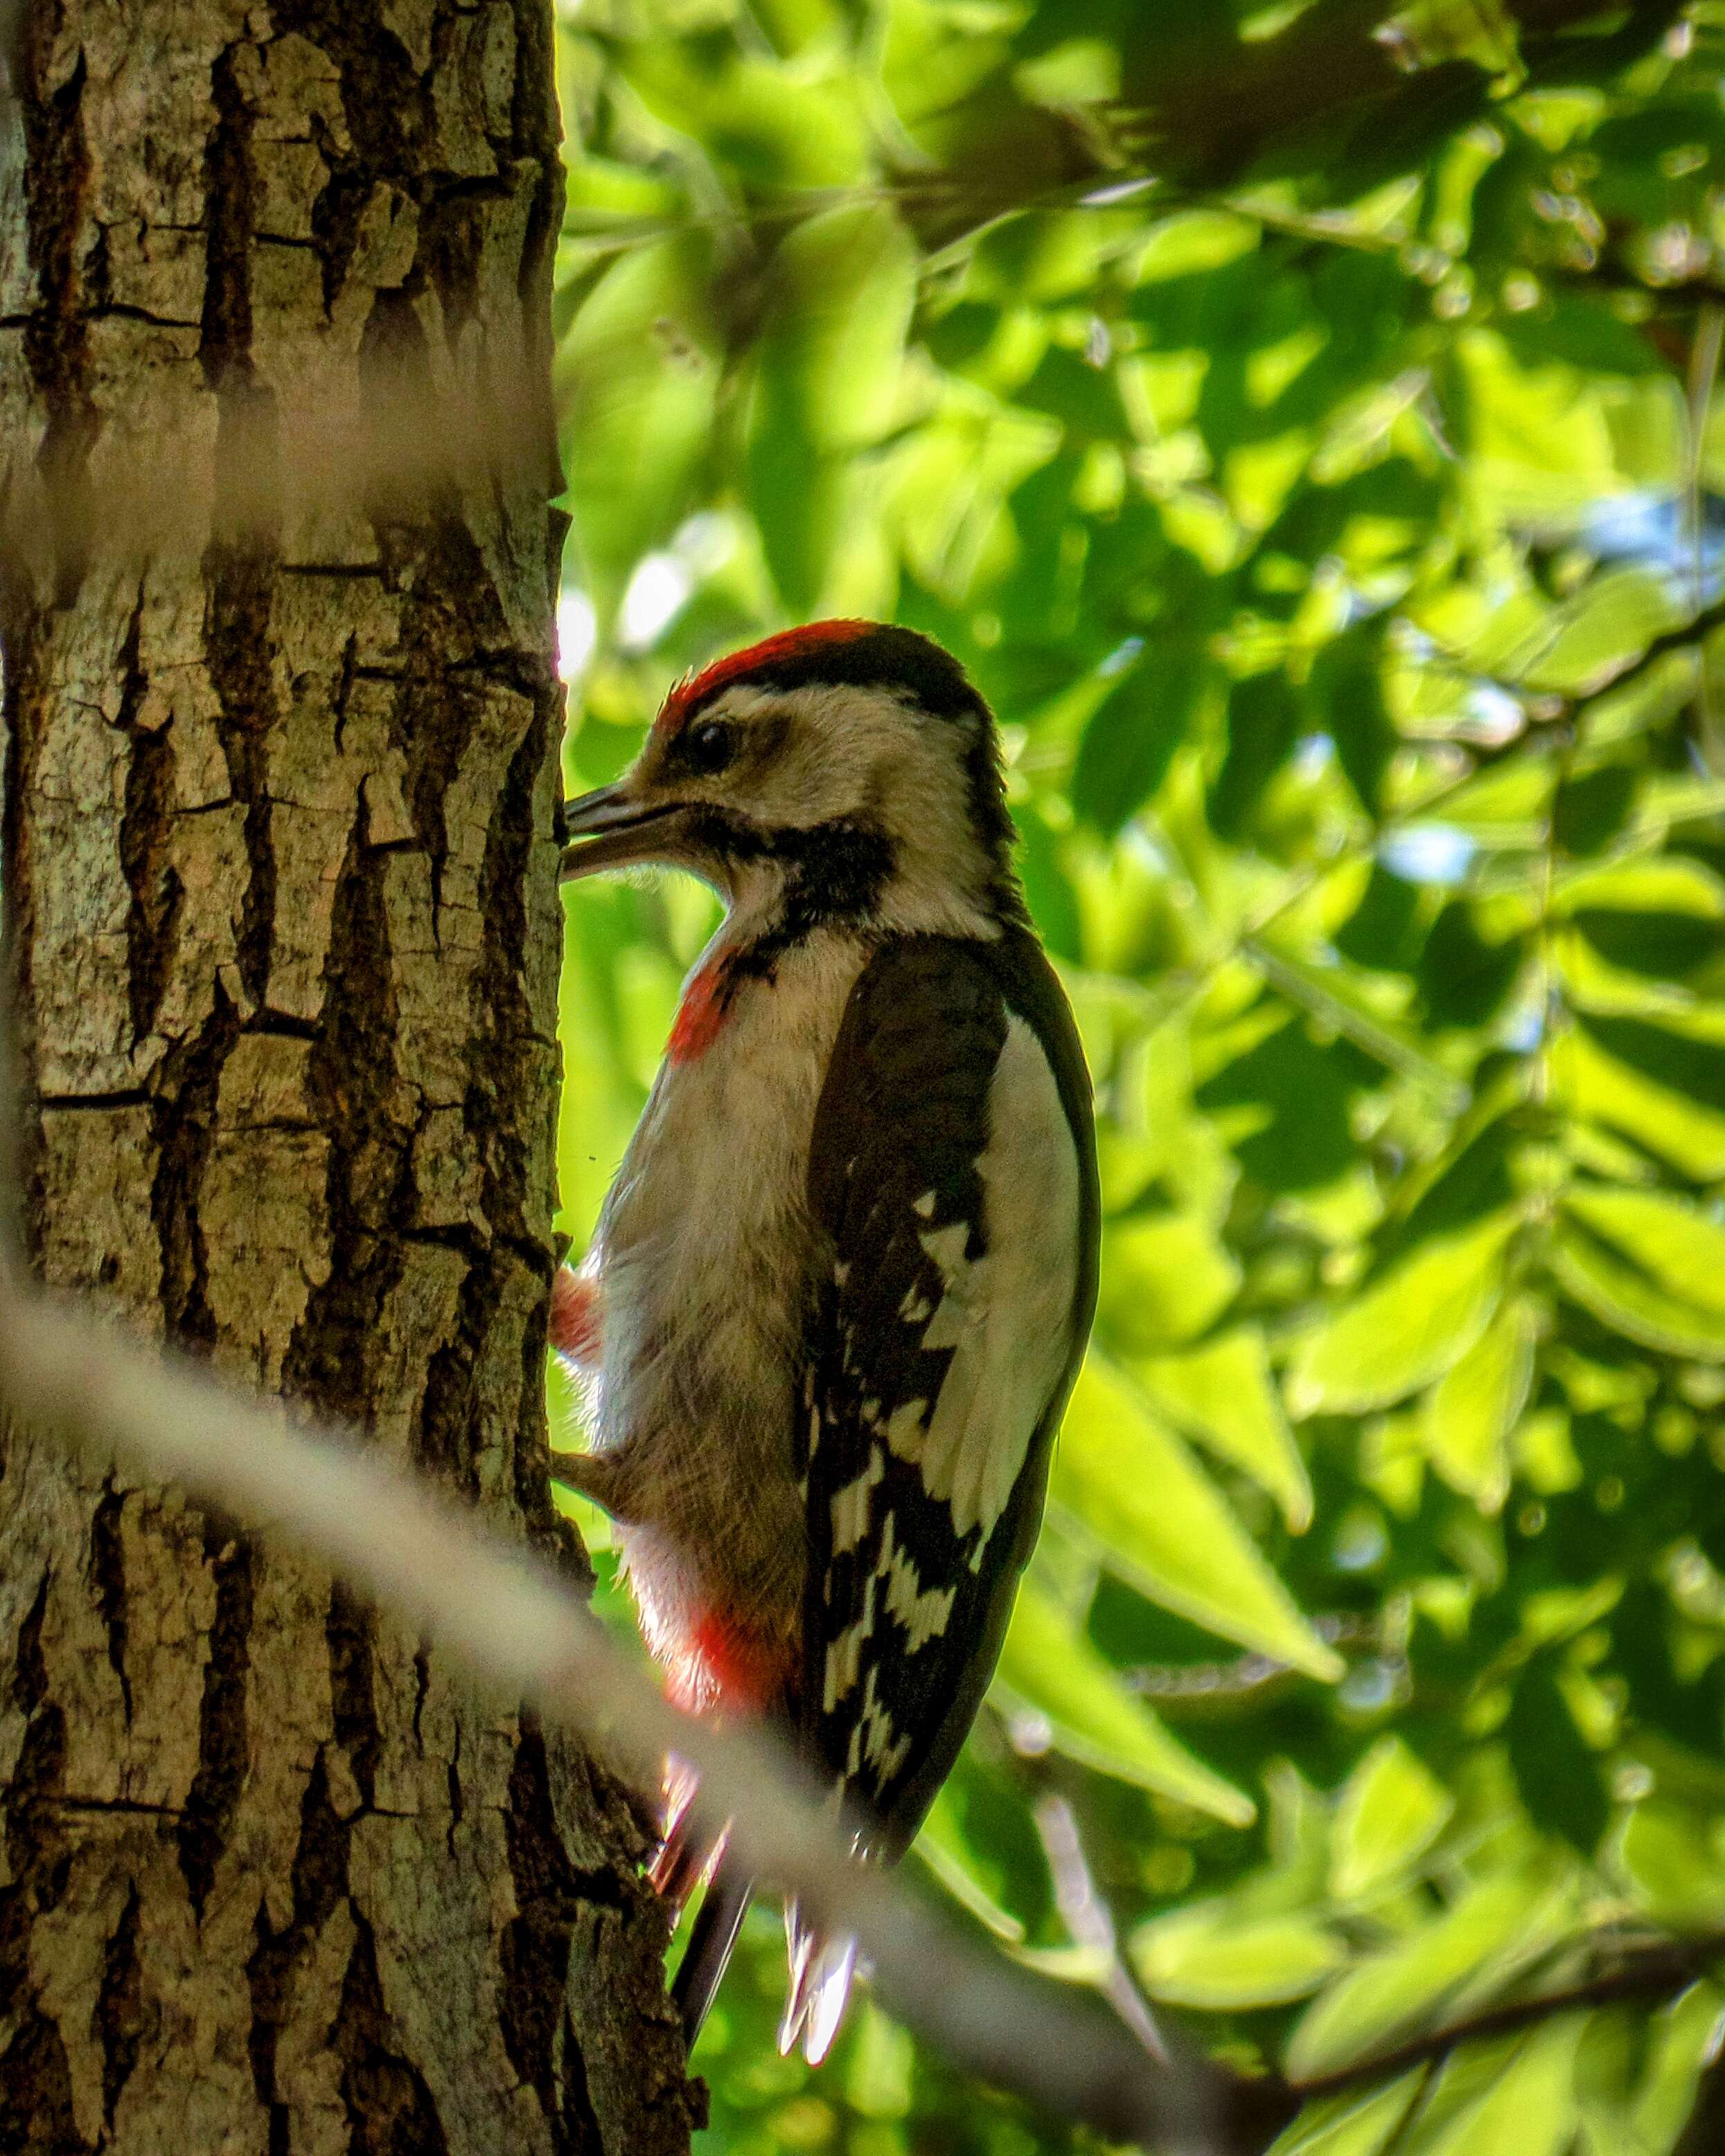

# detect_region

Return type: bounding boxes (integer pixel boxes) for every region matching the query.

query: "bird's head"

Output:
[560,621,1023,938]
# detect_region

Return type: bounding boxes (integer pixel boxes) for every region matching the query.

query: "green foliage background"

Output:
[546,2,1725,2148]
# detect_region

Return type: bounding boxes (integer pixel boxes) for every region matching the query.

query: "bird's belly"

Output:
[586,935,866,1650]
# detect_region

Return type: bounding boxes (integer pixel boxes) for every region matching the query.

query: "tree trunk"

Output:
[0,4,698,2150]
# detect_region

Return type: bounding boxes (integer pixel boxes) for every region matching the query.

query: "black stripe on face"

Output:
[684,811,897,978]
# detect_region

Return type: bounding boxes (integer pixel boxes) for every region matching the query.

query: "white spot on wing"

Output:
[829,1451,884,1556]
[858,1666,911,1779]
[885,1016,1081,1540]
[912,1190,937,1219]
[880,1519,956,1651]
[883,1399,928,1454]
[823,1576,877,1711]
[918,1219,971,1278]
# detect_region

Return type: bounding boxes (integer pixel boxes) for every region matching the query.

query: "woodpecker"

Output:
[552,619,1099,2064]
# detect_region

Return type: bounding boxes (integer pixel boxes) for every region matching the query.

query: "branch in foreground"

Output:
[0,1280,1296,2156]
[1293,1937,1725,2101]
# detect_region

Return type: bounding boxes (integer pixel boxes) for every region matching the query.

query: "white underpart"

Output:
[583,926,870,1660]
[883,1015,1083,1545]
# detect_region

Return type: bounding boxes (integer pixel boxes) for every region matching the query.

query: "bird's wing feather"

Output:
[799,932,1095,1857]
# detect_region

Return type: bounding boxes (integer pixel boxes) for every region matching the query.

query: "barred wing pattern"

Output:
[800,931,1097,1856]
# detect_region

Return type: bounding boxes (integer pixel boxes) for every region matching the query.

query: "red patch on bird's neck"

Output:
[653,619,874,741]
[666,953,735,1063]
[548,1266,601,1368]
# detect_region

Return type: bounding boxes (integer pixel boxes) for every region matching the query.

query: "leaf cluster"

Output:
[549,3,1725,2149]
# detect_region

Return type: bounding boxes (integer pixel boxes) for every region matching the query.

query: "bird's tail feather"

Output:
[671,1859,753,2049]
[778,1902,858,2065]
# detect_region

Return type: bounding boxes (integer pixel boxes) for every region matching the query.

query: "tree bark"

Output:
[0,4,698,2150]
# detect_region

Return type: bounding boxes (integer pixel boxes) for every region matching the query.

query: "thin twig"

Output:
[1034,1788,1171,2065]
[1291,1937,1725,2101]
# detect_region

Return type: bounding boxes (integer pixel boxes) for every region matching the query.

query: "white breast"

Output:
[586,930,870,1644]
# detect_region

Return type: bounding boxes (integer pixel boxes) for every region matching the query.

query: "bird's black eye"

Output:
[682,718,735,777]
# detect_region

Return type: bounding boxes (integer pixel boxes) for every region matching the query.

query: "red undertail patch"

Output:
[669,1611,792,1717]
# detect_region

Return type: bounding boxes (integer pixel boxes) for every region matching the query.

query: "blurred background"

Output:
[545,4,1725,2149]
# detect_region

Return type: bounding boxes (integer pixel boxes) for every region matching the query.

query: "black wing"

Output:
[799,930,1099,1857]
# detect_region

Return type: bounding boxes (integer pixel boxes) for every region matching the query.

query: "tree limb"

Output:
[0,1275,1298,2156]
[1291,1935,1725,2101]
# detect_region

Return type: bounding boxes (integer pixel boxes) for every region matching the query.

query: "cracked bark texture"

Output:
[0,3,700,2150]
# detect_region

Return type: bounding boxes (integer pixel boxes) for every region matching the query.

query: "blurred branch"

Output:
[1291,1934,1725,2101]
[0,1273,1298,2156]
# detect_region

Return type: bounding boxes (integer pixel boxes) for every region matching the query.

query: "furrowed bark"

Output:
[0,4,699,2149]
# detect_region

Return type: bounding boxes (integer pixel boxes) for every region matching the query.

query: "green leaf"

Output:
[1135,1327,1315,1529]
[1418,1298,1535,1511]
[1072,655,1215,835]
[749,204,917,609]
[1618,1803,1725,1929]
[1550,1199,1725,1361]
[1627,1981,1725,2152]
[1563,1185,1725,1318]
[1132,1906,1347,2008]
[558,236,719,617]
[1552,1027,1725,1183]
[1248,938,1469,1111]
[1266,2076,1425,2156]
[991,1575,1255,1824]
[1285,1871,1573,2079]
[1285,1212,1520,1418]
[1555,857,1725,918]
[1096,1212,1241,1354]
[1406,2017,1586,2156]
[1054,1357,1344,1680]
[1329,1738,1455,1902]
[911,1785,1027,1944]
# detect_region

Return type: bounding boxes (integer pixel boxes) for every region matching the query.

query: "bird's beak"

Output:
[560,781,684,881]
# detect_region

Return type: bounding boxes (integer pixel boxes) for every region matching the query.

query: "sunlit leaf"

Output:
[1552,1027,1725,1183]
[1329,1738,1455,1902]
[1562,1185,1725,1318]
[992,1576,1255,1823]
[1286,1871,1575,2078]
[1095,1212,1241,1354]
[1135,1327,1314,1529]
[1265,2074,1425,2156]
[1284,1212,1520,1417]
[1404,2016,1587,2156]
[1418,1298,1535,1510]
[1054,1359,1344,1680]
[1132,1906,1346,2008]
